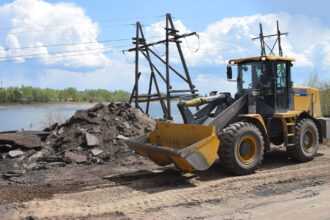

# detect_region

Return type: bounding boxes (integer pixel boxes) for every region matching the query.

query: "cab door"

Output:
[275,61,289,110]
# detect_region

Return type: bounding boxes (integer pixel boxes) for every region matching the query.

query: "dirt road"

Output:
[1,144,330,219]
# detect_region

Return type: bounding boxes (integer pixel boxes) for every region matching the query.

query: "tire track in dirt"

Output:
[4,155,330,219]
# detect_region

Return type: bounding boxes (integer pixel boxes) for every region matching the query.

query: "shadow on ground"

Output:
[104,147,320,194]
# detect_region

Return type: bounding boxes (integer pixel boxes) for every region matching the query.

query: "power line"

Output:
[174,17,221,23]
[198,34,251,45]
[0,38,130,51]
[0,36,162,51]
[0,44,132,60]
[0,38,247,62]
[180,45,235,52]
[183,34,200,53]
[0,39,131,50]
[0,44,241,64]
[0,48,125,63]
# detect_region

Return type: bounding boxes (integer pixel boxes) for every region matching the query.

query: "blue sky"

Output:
[0,0,329,95]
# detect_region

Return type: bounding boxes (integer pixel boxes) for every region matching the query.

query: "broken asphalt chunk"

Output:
[64,151,87,163]
[0,132,41,148]
[37,156,71,163]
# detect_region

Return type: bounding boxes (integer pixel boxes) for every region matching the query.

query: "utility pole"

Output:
[165,13,171,119]
[252,21,288,57]
[259,23,265,56]
[134,22,140,110]
[128,13,198,120]
[277,21,283,56]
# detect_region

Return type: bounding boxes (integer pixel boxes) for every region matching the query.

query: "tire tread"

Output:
[218,122,264,175]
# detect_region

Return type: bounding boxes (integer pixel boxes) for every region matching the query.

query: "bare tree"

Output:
[39,111,68,129]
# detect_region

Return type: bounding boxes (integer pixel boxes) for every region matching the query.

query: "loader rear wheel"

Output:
[218,122,264,175]
[287,118,318,162]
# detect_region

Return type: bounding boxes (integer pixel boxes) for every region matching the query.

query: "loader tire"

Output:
[218,122,264,175]
[287,118,318,162]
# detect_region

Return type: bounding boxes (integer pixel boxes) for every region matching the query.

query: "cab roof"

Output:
[229,56,295,64]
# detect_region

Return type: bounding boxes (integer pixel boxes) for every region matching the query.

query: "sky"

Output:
[0,0,329,96]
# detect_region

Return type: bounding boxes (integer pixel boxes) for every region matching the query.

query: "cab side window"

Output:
[276,62,288,109]
[277,62,287,89]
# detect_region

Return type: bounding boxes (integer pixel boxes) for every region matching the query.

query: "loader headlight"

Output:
[251,89,260,97]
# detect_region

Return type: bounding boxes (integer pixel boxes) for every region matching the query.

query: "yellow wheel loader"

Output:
[126,56,330,175]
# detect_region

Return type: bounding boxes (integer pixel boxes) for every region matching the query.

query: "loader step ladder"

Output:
[273,114,297,147]
[281,117,296,146]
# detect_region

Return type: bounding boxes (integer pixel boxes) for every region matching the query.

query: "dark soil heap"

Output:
[0,103,155,177]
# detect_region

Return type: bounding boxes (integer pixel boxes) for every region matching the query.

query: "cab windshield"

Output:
[237,61,274,106]
[237,61,272,94]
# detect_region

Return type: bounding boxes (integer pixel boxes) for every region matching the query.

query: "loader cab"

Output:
[228,56,295,114]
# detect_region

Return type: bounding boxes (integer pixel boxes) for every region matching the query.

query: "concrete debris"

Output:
[86,133,100,146]
[8,150,25,158]
[28,151,43,161]
[91,148,103,156]
[117,135,129,140]
[58,127,64,135]
[23,162,38,170]
[41,102,155,165]
[92,126,102,133]
[0,102,155,176]
[123,122,130,129]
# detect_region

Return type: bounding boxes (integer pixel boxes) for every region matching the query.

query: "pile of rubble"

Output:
[0,103,155,178]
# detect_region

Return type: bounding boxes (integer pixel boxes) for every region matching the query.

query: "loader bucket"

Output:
[126,122,220,171]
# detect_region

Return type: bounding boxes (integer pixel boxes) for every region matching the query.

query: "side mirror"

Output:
[227,66,232,80]
[209,91,217,96]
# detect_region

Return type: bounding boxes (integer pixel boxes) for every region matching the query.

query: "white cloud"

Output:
[145,12,330,70]
[1,4,329,94]
[194,74,237,96]
[0,0,109,67]
[323,42,330,68]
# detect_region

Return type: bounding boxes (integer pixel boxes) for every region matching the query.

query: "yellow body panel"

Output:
[273,110,301,118]
[239,114,267,133]
[126,122,220,171]
[229,56,295,64]
[293,86,322,118]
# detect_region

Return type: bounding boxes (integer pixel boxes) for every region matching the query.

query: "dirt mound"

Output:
[0,103,155,177]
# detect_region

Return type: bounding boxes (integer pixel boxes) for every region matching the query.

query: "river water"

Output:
[0,102,184,132]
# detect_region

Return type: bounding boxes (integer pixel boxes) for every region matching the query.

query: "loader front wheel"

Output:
[218,122,264,175]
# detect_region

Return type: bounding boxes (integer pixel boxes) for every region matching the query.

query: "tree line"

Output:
[306,73,330,116]
[0,86,131,104]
